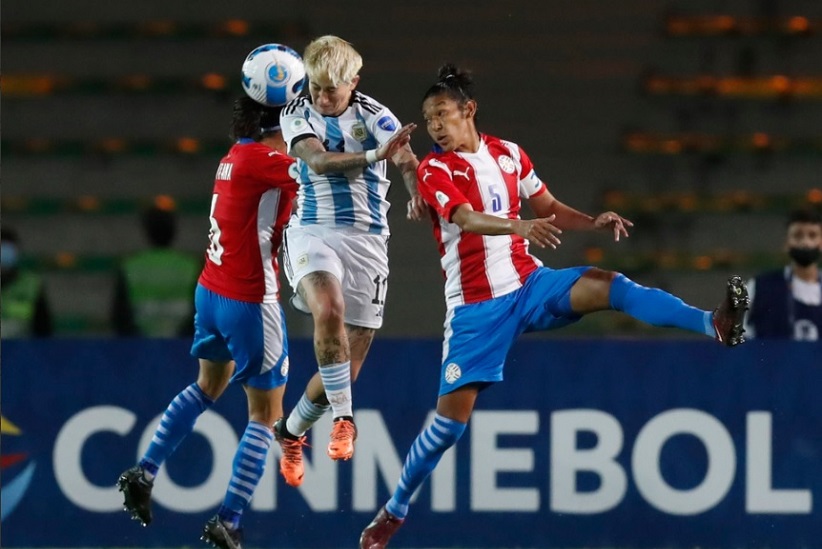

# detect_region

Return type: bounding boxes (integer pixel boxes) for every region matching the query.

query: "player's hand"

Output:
[407,194,427,221]
[377,123,417,161]
[517,215,562,249]
[594,211,633,242]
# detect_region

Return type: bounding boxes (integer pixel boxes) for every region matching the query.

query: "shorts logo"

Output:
[297,253,309,267]
[351,121,367,142]
[497,155,516,174]
[444,363,462,384]
[280,357,290,377]
[435,191,449,207]
[377,116,397,132]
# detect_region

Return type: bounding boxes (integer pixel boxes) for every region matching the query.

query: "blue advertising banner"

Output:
[1,338,820,548]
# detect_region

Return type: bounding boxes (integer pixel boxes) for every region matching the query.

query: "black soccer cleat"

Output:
[117,465,154,526]
[712,275,749,347]
[201,515,243,549]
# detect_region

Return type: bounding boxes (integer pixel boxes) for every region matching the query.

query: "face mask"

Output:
[0,242,19,270]
[789,246,821,267]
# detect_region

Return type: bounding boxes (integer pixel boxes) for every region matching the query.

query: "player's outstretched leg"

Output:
[201,515,243,549]
[607,273,749,344]
[117,465,154,526]
[712,275,749,346]
[360,506,405,549]
[273,417,309,487]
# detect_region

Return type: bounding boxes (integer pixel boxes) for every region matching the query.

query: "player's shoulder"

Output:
[350,90,387,115]
[419,149,457,174]
[236,141,292,164]
[281,94,311,116]
[482,133,520,153]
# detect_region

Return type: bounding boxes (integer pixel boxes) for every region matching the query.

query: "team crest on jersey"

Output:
[497,155,516,174]
[435,191,449,207]
[377,116,397,132]
[444,362,462,384]
[281,357,290,377]
[351,121,368,142]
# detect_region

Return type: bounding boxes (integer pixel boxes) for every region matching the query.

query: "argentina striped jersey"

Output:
[280,91,401,235]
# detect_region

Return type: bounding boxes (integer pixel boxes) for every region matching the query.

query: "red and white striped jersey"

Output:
[198,140,299,303]
[417,134,548,310]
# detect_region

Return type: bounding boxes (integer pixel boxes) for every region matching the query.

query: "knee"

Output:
[310,291,345,329]
[573,268,617,311]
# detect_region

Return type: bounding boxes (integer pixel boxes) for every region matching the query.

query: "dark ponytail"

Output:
[422,63,476,107]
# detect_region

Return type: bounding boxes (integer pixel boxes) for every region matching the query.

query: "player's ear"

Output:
[463,99,478,119]
[350,75,361,90]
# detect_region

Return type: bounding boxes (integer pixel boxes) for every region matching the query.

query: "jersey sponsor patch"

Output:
[435,191,449,207]
[444,362,462,384]
[377,115,397,132]
[497,155,516,174]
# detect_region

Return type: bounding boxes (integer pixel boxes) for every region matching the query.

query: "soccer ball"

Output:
[241,44,306,107]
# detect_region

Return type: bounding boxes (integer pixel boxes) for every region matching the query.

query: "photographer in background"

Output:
[745,207,822,341]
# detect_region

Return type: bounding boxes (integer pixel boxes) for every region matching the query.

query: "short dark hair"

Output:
[230,96,284,141]
[787,206,822,226]
[141,205,177,247]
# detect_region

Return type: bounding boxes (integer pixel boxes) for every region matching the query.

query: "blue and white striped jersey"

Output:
[280,91,401,235]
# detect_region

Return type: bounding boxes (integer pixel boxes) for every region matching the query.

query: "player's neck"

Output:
[455,132,481,153]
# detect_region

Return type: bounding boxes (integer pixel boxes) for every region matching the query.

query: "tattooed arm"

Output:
[291,123,416,175]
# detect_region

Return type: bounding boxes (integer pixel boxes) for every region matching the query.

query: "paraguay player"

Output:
[359,63,749,549]
[117,96,298,549]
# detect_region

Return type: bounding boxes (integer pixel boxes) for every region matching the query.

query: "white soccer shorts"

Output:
[283,224,389,329]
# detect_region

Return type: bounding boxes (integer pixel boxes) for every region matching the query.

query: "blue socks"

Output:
[609,274,714,337]
[386,414,466,520]
[218,421,273,529]
[140,383,214,477]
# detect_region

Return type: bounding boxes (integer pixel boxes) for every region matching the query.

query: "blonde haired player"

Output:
[275,35,426,484]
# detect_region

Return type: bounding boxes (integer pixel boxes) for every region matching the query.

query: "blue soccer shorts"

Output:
[190,284,289,390]
[438,266,590,396]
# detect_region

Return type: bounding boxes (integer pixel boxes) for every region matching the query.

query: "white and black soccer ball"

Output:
[241,44,306,107]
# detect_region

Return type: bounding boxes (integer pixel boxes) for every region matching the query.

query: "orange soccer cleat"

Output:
[273,418,308,487]
[327,417,357,461]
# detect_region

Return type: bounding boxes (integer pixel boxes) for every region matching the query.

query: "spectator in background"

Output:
[745,207,822,341]
[1,225,53,338]
[111,197,201,337]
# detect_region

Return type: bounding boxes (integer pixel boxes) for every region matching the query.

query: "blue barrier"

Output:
[1,338,820,548]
